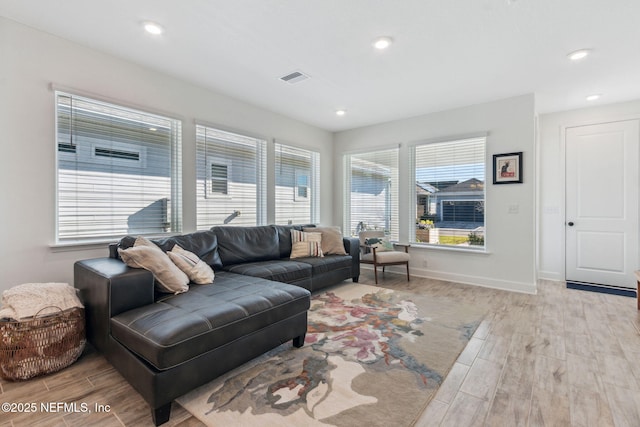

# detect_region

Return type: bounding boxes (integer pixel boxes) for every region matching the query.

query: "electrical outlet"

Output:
[421,259,428,268]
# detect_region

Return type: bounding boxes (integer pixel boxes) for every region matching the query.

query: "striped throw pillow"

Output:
[290,240,324,259]
[291,229,323,244]
[290,229,324,258]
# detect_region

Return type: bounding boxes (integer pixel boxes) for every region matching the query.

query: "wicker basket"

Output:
[0,307,86,381]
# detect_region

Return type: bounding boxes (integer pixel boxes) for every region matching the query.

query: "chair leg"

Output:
[406,263,410,281]
[374,266,379,284]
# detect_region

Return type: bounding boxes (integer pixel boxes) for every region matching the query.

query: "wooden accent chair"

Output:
[358,230,410,284]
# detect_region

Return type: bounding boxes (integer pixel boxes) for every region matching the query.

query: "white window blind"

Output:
[274,142,320,225]
[196,125,267,228]
[413,137,485,248]
[344,148,399,240]
[55,92,182,242]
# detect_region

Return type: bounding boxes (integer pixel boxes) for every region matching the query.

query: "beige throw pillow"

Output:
[118,236,189,294]
[303,226,347,255]
[167,244,215,285]
[291,229,322,244]
[290,230,323,258]
[290,241,323,259]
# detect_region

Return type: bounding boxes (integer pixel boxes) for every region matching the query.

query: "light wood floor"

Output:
[2,272,639,426]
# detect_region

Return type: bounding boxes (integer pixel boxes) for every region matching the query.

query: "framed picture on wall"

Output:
[493,152,523,184]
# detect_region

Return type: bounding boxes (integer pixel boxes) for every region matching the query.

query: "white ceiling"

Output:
[2,0,639,132]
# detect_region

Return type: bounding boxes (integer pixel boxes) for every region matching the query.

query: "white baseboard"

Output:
[362,265,537,294]
[537,270,564,281]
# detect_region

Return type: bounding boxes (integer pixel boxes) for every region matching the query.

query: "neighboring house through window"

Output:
[207,160,230,196]
[196,125,267,228]
[55,92,182,242]
[274,142,319,225]
[412,136,486,248]
[344,147,399,240]
[295,171,309,201]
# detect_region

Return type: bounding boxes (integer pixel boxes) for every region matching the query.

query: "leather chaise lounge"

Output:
[74,224,360,425]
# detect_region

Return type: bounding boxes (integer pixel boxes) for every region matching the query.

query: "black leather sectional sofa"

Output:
[74,224,359,425]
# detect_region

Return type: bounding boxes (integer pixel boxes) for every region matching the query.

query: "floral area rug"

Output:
[176,283,486,427]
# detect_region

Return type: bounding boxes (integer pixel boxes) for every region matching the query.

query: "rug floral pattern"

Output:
[177,284,485,427]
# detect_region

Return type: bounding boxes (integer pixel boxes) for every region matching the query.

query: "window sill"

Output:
[409,242,492,255]
[50,232,182,252]
[49,240,116,253]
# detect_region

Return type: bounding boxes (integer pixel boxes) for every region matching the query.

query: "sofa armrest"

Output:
[74,258,155,353]
[343,237,360,281]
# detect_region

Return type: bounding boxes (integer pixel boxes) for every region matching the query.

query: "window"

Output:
[274,142,320,225]
[207,160,230,196]
[196,125,266,228]
[412,137,485,248]
[344,148,399,240]
[294,171,309,201]
[55,92,182,242]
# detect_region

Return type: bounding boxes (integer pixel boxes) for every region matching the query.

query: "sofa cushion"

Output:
[294,255,353,275]
[273,224,316,258]
[153,231,223,270]
[117,231,223,270]
[223,260,312,284]
[211,226,280,266]
[110,272,310,370]
[362,251,410,263]
[273,225,301,259]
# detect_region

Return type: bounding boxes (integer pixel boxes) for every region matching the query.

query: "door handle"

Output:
[567,221,574,226]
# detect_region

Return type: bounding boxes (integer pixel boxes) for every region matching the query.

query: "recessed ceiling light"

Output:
[567,49,591,61]
[372,36,393,50]
[586,94,602,101]
[143,21,165,35]
[336,109,347,116]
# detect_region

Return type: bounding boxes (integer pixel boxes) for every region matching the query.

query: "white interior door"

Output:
[565,120,639,289]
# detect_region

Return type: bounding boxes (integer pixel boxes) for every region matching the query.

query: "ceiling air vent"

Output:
[279,71,310,84]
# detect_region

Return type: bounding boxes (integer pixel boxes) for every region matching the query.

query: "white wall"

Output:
[0,18,333,292]
[334,95,537,293]
[538,99,640,281]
